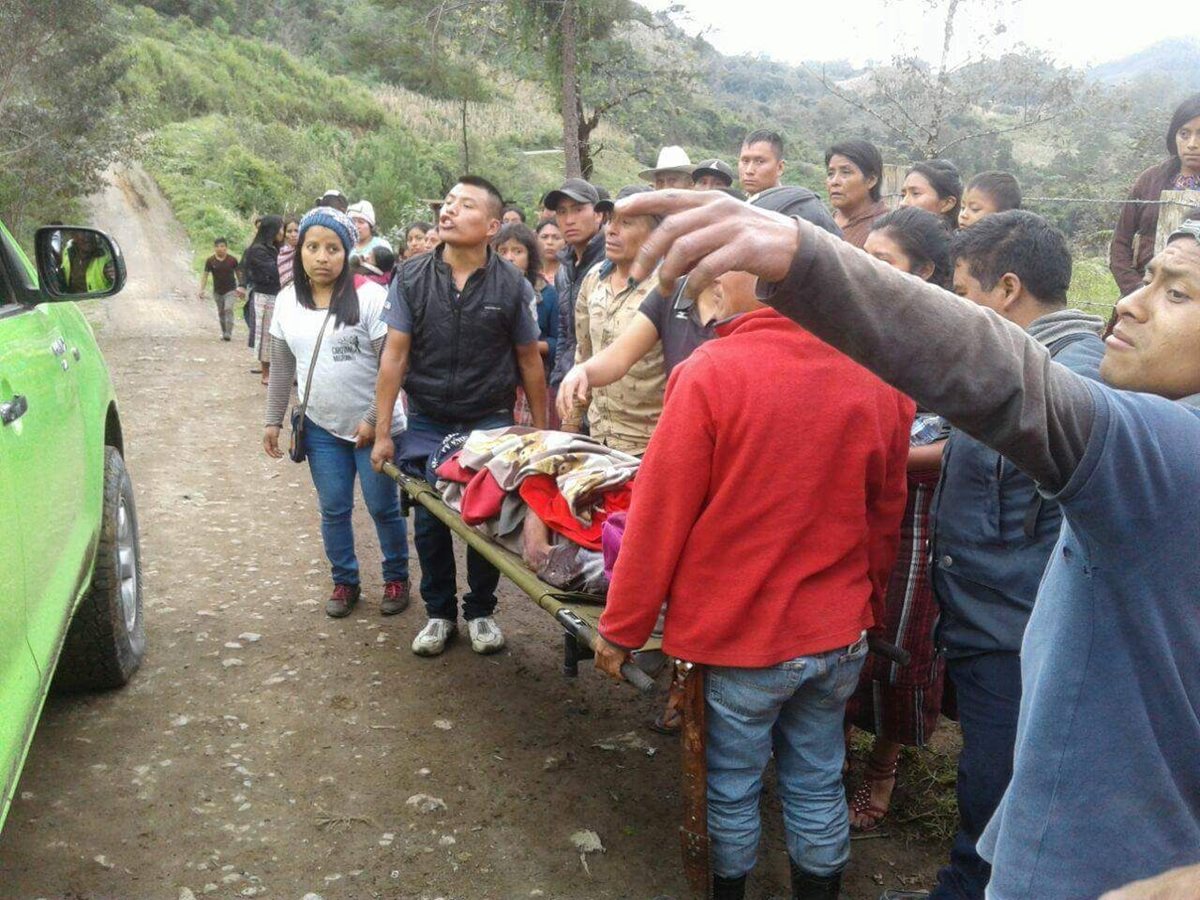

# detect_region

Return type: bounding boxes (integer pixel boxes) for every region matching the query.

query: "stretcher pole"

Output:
[382,461,656,693]
[678,661,711,899]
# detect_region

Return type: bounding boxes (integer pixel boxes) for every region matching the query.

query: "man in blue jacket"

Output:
[923,213,1106,900]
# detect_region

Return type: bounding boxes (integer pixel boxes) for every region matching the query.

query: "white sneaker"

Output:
[467,617,505,655]
[412,618,456,656]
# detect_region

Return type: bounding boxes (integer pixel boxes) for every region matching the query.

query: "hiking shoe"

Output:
[325,583,361,618]
[380,579,410,615]
[467,616,505,655]
[412,618,456,656]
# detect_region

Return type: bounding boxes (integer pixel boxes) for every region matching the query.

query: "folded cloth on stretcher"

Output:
[433,427,639,594]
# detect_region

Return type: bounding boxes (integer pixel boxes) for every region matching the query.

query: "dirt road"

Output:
[0,166,943,899]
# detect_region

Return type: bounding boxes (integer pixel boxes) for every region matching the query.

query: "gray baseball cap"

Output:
[542,178,601,210]
[692,159,735,186]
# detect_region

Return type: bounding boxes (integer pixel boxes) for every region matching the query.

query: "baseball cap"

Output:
[542,178,601,210]
[692,159,734,186]
[595,184,654,213]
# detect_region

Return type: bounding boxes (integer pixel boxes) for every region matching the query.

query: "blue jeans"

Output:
[402,411,513,621]
[705,635,868,879]
[305,419,409,586]
[930,652,1021,900]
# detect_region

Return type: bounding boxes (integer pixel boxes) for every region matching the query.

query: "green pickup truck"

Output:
[0,220,145,833]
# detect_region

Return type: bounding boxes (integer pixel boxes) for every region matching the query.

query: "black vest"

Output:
[400,247,526,422]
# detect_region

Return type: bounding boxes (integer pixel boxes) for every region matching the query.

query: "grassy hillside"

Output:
[116,5,656,265]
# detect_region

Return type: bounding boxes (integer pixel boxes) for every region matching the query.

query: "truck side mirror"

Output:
[35,226,126,300]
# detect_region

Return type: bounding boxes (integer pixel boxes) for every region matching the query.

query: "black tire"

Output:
[53,447,146,692]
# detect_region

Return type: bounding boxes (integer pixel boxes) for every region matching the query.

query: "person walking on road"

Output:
[198,236,242,341]
[244,215,284,385]
[371,176,548,659]
[263,207,411,619]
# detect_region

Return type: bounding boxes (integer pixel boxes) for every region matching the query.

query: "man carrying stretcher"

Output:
[594,256,915,898]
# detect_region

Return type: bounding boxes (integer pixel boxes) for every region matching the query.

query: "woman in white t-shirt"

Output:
[263,207,410,619]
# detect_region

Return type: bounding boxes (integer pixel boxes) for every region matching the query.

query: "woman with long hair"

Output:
[494,222,558,426]
[825,139,887,248]
[1110,93,1200,296]
[277,215,300,289]
[536,217,565,286]
[262,207,410,619]
[844,205,952,832]
[404,221,432,259]
[243,214,284,385]
[900,159,963,231]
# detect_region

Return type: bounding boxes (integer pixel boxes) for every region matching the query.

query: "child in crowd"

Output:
[958,171,1022,228]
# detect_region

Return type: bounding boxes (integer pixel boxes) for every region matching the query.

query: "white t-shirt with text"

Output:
[270,282,406,441]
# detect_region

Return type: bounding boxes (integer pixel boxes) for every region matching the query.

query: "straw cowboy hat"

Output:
[638,145,696,180]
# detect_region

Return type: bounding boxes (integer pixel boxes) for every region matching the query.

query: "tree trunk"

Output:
[461,98,470,172]
[559,0,583,178]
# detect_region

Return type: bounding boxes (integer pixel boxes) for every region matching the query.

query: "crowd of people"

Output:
[191,90,1200,900]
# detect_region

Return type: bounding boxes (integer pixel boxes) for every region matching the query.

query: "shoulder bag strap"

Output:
[295,307,335,436]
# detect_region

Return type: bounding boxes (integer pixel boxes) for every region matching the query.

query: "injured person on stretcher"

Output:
[426,425,638,596]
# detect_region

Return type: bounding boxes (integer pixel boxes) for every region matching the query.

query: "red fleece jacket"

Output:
[598,308,914,667]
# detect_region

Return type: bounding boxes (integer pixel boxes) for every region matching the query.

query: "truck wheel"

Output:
[53,447,146,691]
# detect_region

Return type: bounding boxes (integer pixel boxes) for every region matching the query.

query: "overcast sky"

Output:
[643,0,1188,69]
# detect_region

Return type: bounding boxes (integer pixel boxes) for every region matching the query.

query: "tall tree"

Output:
[813,0,1080,160]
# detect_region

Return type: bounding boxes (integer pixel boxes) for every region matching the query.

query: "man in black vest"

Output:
[372,175,547,658]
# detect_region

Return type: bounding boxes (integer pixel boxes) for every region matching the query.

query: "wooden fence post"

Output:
[1154,190,1200,255]
[882,164,906,210]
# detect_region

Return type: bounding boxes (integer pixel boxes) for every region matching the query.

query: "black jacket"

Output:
[395,247,530,422]
[550,229,607,386]
[242,243,281,295]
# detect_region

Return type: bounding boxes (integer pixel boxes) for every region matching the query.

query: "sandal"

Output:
[849,756,898,832]
[647,705,682,735]
[647,682,685,735]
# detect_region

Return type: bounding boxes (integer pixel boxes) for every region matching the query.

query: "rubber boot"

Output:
[790,859,843,900]
[713,872,748,900]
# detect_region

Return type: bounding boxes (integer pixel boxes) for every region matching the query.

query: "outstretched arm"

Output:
[619,190,1098,493]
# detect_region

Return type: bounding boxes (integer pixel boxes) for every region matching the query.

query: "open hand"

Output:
[557,364,590,420]
[263,425,283,458]
[618,189,800,298]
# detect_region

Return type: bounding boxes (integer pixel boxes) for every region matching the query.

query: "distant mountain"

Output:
[1088,38,1200,90]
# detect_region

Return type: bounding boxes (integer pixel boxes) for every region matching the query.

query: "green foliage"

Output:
[1068,257,1119,318]
[118,6,385,129]
[0,0,133,238]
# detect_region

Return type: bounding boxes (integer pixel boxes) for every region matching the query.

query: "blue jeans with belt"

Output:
[402,411,514,621]
[705,634,868,879]
[305,419,409,586]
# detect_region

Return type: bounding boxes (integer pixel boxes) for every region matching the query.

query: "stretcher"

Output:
[382,461,910,900]
[381,462,663,691]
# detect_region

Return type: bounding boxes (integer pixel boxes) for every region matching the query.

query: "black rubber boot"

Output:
[713,872,748,900]
[790,860,843,900]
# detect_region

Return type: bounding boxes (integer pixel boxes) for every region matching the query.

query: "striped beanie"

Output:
[298,207,356,254]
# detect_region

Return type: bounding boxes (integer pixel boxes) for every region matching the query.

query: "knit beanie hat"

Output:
[298,207,356,255]
[347,200,377,228]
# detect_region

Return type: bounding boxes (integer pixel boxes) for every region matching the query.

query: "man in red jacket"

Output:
[595,263,913,899]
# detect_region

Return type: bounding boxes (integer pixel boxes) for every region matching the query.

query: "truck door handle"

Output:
[1,394,28,426]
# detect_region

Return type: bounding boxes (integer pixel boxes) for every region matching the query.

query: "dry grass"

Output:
[848,719,962,844]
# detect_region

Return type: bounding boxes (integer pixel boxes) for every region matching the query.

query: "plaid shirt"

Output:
[564,262,665,454]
